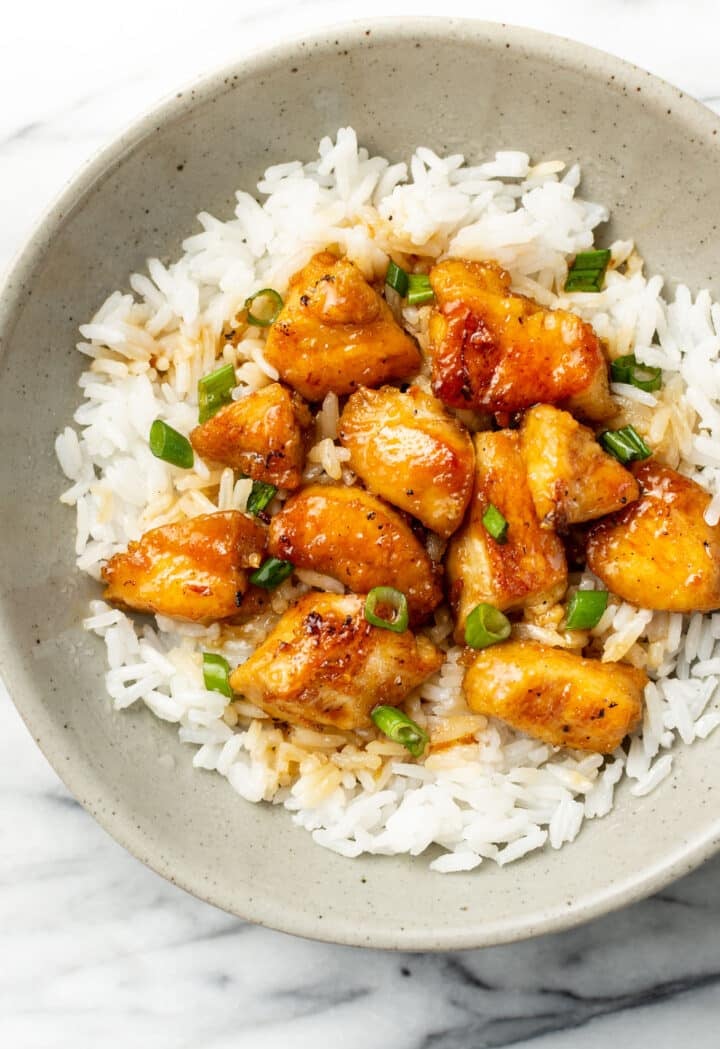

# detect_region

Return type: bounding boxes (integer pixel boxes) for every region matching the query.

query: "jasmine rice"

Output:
[56,128,720,871]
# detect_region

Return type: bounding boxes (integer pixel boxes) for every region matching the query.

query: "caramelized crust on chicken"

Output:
[229,593,443,730]
[229,584,274,623]
[96,244,718,768]
[263,252,421,400]
[587,461,720,612]
[428,259,614,420]
[268,484,442,621]
[102,511,267,622]
[190,382,312,489]
[446,431,567,640]
[338,385,475,538]
[463,640,647,753]
[519,404,640,530]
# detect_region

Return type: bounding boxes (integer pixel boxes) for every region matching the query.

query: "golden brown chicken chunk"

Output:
[446,431,567,641]
[229,593,443,731]
[268,484,442,622]
[463,640,647,753]
[102,511,267,622]
[263,252,421,400]
[587,461,720,612]
[519,404,640,530]
[229,584,274,624]
[190,382,311,490]
[428,259,614,421]
[338,385,475,538]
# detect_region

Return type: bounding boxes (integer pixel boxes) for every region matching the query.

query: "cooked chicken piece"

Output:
[102,511,267,622]
[446,431,567,641]
[519,404,640,530]
[268,484,442,622]
[428,259,614,420]
[229,593,443,730]
[229,584,273,623]
[587,461,720,612]
[338,385,475,538]
[190,382,311,490]
[463,640,647,753]
[263,252,421,400]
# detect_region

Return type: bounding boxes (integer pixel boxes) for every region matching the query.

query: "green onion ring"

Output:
[464,603,511,650]
[564,590,609,631]
[149,419,194,469]
[245,288,284,327]
[202,652,233,698]
[364,587,409,632]
[371,705,428,758]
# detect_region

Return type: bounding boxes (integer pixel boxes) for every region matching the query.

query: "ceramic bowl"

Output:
[2,19,720,950]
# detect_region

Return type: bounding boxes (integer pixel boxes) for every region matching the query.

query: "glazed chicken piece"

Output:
[463,640,647,753]
[519,404,640,530]
[268,484,442,622]
[587,461,720,612]
[190,382,312,490]
[428,259,614,421]
[102,511,267,622]
[446,430,567,641]
[229,593,443,731]
[338,384,475,538]
[263,252,421,400]
[229,584,274,623]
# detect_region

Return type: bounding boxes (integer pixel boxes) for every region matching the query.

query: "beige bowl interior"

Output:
[1,19,720,949]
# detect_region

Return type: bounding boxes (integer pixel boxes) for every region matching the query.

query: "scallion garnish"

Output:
[406,273,435,306]
[245,288,284,327]
[371,705,428,758]
[384,263,433,305]
[465,603,511,650]
[364,586,409,633]
[564,590,609,631]
[246,480,277,516]
[482,503,508,544]
[610,353,662,393]
[599,425,652,464]
[250,557,294,589]
[149,419,194,469]
[198,362,236,424]
[564,249,611,293]
[202,652,232,698]
[385,260,409,297]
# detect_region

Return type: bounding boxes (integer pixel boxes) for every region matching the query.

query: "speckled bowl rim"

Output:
[2,17,720,950]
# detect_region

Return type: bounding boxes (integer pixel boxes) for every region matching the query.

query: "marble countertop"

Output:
[3,1,720,1044]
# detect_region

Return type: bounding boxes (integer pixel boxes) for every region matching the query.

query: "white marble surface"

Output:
[3,0,720,1044]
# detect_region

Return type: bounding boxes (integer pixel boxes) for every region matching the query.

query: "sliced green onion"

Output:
[149,419,194,469]
[202,652,232,698]
[482,503,508,544]
[599,425,652,464]
[246,481,277,516]
[245,288,283,327]
[406,273,435,306]
[250,557,294,589]
[385,264,434,305]
[564,590,609,631]
[371,705,428,758]
[564,249,611,293]
[198,362,236,424]
[364,587,409,633]
[610,353,662,393]
[465,603,511,650]
[385,260,409,297]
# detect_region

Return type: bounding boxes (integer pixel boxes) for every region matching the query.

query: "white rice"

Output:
[57,128,720,871]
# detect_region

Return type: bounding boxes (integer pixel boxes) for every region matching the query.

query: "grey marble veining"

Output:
[3,1,720,1045]
[3,672,720,1047]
